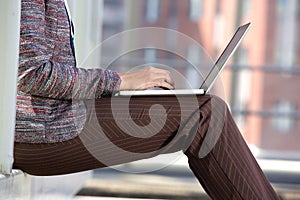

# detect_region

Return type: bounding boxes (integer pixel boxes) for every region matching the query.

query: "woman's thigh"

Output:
[14,94,212,176]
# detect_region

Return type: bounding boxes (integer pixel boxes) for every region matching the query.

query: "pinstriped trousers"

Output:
[14,95,279,199]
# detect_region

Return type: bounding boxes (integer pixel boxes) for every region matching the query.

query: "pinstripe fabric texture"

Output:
[16,0,121,143]
[14,95,280,200]
[15,0,280,199]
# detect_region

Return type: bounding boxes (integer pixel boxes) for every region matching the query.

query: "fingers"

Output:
[155,80,174,90]
[146,67,175,89]
[118,66,175,91]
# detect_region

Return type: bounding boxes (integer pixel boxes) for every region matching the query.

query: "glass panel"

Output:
[146,0,159,23]
[272,101,295,133]
[189,0,202,21]
[276,0,298,67]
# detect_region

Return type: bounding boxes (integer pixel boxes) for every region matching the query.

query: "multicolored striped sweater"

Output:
[16,0,121,143]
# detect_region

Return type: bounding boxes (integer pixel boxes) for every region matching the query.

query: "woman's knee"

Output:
[185,95,229,158]
[198,95,229,119]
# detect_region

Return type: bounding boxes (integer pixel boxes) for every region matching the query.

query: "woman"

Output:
[13,0,279,199]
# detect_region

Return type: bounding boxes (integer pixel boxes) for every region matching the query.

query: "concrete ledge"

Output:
[29,171,92,200]
[0,170,92,200]
[0,169,24,180]
[0,170,30,200]
[77,171,209,200]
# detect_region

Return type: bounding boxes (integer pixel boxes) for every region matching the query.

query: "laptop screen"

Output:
[200,22,251,92]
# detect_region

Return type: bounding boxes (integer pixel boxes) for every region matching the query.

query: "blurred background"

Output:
[69,0,300,156]
[66,0,300,199]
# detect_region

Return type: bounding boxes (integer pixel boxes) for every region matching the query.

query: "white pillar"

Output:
[0,1,21,175]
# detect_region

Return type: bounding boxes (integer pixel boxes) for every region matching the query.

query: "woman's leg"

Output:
[184,96,279,199]
[13,94,203,175]
[13,95,279,199]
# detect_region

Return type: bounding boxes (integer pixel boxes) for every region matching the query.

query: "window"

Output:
[146,0,159,23]
[213,15,225,50]
[189,0,202,21]
[144,49,157,63]
[186,45,202,88]
[242,0,251,17]
[272,101,295,133]
[276,0,298,68]
[187,44,200,66]
[233,48,250,128]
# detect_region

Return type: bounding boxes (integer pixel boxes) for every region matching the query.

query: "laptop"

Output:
[115,22,251,97]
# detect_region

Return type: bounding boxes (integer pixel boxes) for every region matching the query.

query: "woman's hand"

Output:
[118,67,175,91]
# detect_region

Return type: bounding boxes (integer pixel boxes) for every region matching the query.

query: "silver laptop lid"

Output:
[200,22,251,93]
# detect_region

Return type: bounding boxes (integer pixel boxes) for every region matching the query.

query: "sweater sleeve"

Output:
[18,0,121,100]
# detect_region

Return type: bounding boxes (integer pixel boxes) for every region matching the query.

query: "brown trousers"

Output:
[14,95,279,199]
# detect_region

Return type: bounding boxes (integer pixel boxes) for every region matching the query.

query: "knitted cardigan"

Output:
[15,0,121,143]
